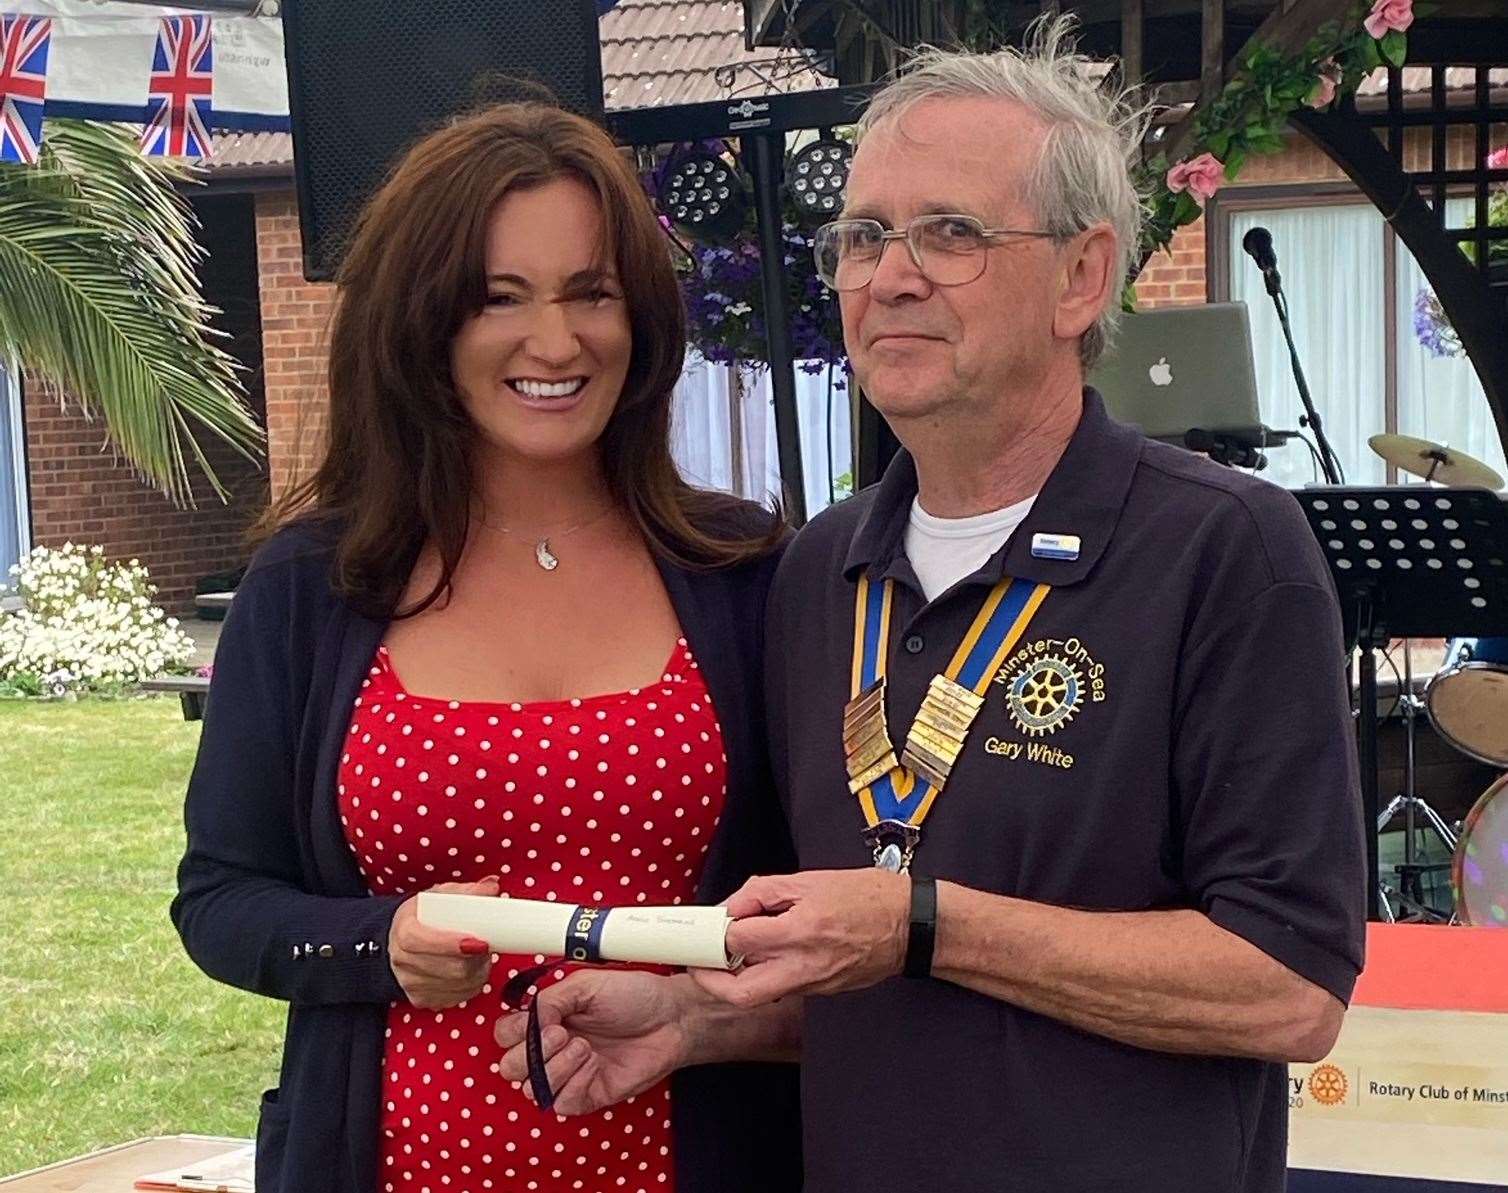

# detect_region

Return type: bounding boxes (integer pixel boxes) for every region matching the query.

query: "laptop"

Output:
[1088,302,1267,446]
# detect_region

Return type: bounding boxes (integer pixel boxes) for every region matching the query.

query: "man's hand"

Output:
[495,970,692,1116]
[692,869,909,1007]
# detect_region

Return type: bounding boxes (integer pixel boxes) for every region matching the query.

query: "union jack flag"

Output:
[140,15,213,159]
[0,15,51,165]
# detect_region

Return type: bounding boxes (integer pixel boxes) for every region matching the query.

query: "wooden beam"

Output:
[1152,80,1203,107]
[1121,0,1144,85]
[1201,0,1224,105]
[1158,0,1353,170]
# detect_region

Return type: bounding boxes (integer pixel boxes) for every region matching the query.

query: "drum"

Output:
[1424,637,1508,766]
[1453,774,1508,926]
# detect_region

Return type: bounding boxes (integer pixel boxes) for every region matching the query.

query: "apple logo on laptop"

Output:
[1148,357,1173,387]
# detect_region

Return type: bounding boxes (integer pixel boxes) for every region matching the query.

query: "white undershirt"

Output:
[903,494,1038,601]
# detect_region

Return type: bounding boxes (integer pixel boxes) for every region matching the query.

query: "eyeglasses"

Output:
[812,214,1060,292]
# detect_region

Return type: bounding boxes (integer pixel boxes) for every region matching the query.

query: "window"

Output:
[0,360,28,579]
[670,350,853,515]
[1219,194,1504,490]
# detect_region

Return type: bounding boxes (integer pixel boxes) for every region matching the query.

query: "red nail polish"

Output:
[459,936,490,956]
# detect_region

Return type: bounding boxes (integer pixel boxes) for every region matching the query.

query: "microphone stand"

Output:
[1259,268,1343,485]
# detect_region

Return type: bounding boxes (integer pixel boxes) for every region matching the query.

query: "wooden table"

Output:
[0,1136,250,1192]
[138,676,211,722]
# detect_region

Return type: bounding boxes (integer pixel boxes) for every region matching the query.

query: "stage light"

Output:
[658,150,747,240]
[787,137,852,223]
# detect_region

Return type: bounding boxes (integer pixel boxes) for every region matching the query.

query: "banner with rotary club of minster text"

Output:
[1288,924,1508,1191]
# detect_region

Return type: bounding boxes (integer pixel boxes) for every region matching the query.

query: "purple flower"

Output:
[645,149,847,370]
[1412,287,1462,358]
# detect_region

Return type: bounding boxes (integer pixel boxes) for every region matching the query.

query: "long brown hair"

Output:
[264,104,781,617]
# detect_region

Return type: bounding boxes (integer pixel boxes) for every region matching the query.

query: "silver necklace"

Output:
[474,505,613,571]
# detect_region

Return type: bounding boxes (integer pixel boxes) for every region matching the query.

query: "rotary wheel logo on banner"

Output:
[1307,1064,1350,1107]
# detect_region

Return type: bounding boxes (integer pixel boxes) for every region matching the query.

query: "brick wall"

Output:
[22,192,269,615]
[24,388,266,614]
[255,191,336,500]
[1231,132,1351,186]
[1135,217,1209,308]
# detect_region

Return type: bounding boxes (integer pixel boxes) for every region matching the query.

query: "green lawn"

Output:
[0,698,283,1177]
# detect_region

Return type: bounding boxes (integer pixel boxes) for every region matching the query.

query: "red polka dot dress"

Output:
[336,638,727,1193]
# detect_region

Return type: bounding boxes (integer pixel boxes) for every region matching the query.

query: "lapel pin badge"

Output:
[1031,533,1081,561]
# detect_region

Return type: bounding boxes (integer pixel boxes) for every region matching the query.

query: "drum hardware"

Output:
[1376,638,1457,924]
[1294,486,1508,920]
[1367,434,1505,491]
[1357,439,1508,926]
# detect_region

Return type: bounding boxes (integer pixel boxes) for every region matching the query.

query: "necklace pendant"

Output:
[863,820,920,874]
[534,539,560,571]
[874,842,906,873]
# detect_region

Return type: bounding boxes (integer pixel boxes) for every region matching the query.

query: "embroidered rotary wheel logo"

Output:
[1005,656,1084,737]
[1307,1064,1348,1106]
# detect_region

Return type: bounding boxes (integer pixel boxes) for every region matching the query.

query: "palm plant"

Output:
[0,119,262,504]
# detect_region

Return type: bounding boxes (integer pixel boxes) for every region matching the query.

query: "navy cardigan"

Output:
[172,514,801,1193]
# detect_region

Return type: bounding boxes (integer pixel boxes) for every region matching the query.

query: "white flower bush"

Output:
[0,543,195,697]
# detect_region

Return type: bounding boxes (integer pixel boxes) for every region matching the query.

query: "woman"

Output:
[172,104,800,1193]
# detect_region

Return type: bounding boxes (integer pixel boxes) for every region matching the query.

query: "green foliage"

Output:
[0,121,263,504]
[1137,1,1411,275]
[0,700,282,1175]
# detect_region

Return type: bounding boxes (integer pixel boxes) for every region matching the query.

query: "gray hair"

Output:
[856,15,1154,368]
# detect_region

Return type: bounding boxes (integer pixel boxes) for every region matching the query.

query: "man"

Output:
[497,20,1365,1192]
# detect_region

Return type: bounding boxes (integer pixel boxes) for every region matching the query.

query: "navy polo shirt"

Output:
[764,390,1366,1193]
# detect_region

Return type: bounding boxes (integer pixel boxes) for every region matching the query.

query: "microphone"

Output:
[1242,226,1281,296]
[1237,226,1343,483]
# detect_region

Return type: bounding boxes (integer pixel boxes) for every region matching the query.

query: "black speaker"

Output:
[281,0,605,280]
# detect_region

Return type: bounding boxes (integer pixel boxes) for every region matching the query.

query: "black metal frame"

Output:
[1286,14,1508,456]
[607,85,877,525]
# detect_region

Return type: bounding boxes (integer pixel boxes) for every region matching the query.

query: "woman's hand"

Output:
[494,970,693,1115]
[387,877,500,1009]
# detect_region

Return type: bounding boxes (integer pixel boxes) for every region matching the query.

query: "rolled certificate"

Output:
[416,893,739,970]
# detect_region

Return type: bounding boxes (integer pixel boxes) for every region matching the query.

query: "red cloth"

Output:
[338,639,727,1193]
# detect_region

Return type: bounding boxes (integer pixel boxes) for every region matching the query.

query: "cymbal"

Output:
[1368,433,1505,489]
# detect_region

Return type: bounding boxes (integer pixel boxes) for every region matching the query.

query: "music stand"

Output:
[1292,486,1508,919]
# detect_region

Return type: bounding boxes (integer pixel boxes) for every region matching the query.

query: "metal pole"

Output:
[727,360,747,498]
[1358,630,1382,920]
[744,131,808,526]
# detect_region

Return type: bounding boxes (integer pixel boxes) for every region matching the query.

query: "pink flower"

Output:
[1364,0,1413,40]
[1488,146,1508,171]
[1166,153,1226,205]
[1305,59,1343,109]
